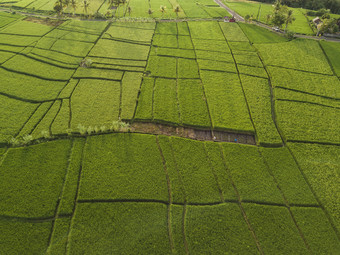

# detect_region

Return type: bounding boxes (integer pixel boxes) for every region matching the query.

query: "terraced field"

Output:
[0,6,339,254]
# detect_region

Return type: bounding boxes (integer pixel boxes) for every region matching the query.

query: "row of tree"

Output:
[53,0,181,18]
[250,0,340,14]
[245,0,295,32]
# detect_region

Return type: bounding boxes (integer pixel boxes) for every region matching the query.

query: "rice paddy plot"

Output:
[0,14,339,254]
[79,133,168,201]
[70,79,121,129]
[256,39,333,75]
[0,95,37,143]
[289,143,340,230]
[269,66,340,99]
[276,100,340,143]
[0,68,67,101]
[0,140,71,217]
[200,70,254,132]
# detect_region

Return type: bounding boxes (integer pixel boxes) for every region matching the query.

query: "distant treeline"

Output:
[251,0,340,14]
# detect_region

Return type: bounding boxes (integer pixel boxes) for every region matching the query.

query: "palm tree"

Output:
[54,0,63,15]
[173,5,180,19]
[71,0,77,15]
[160,5,166,17]
[284,9,295,32]
[63,0,70,8]
[83,0,89,15]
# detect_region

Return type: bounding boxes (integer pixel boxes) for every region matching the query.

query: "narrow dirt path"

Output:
[214,0,244,21]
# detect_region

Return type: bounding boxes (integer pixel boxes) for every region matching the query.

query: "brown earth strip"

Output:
[131,122,256,145]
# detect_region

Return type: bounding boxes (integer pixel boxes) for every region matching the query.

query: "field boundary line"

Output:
[0,214,70,223]
[118,71,125,120]
[0,65,69,81]
[318,40,339,79]
[287,139,340,146]
[0,147,9,168]
[249,44,286,144]
[218,22,258,144]
[267,64,334,76]
[64,23,112,255]
[75,198,322,209]
[187,21,214,136]
[46,139,74,253]
[258,148,312,253]
[49,100,63,135]
[29,65,78,137]
[175,58,182,124]
[67,79,80,129]
[132,26,155,121]
[218,143,264,255]
[286,144,340,241]
[168,137,189,255]
[277,98,340,109]
[156,136,174,252]
[102,36,151,46]
[203,143,225,202]
[13,102,41,138]
[64,136,87,254]
[0,16,23,32]
[275,86,340,101]
[238,23,285,146]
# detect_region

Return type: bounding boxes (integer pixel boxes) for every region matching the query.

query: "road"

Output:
[214,0,244,21]
[214,0,340,42]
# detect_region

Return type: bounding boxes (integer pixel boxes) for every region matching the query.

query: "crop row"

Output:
[0,133,321,218]
[275,99,340,144]
[1,19,336,146]
[0,133,338,253]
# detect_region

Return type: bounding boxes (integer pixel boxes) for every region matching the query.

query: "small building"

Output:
[229,17,236,22]
[312,17,323,26]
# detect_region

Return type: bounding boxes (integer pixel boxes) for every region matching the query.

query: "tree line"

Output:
[250,0,340,14]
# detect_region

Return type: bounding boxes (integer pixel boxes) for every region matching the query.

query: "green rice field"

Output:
[0,4,339,254]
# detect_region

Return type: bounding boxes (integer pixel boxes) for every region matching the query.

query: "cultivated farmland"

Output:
[0,3,339,254]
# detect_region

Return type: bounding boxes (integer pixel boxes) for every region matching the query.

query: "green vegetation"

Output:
[260,147,316,204]
[169,137,221,203]
[243,204,309,253]
[200,70,254,132]
[239,22,288,43]
[0,220,52,254]
[240,75,282,145]
[0,140,71,217]
[289,143,340,230]
[222,143,283,203]
[135,77,154,121]
[320,40,340,76]
[71,79,121,128]
[0,95,37,142]
[276,100,340,143]
[68,202,170,254]
[269,66,340,98]
[256,39,333,74]
[79,133,168,201]
[0,10,339,253]
[121,72,143,120]
[177,79,211,127]
[153,78,180,124]
[186,204,258,253]
[291,207,340,253]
